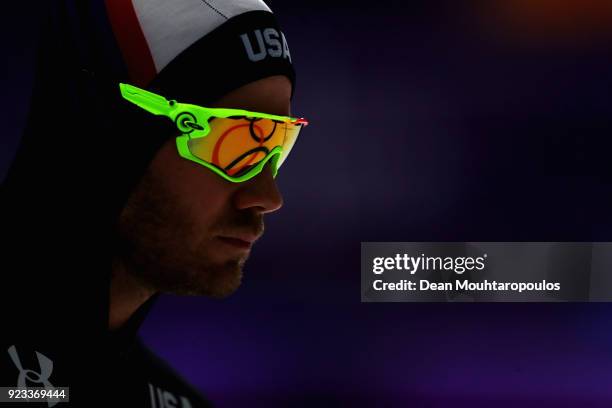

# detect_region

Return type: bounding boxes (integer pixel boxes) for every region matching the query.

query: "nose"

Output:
[232,161,283,214]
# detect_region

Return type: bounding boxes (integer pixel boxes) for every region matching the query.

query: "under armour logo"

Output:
[7,345,58,407]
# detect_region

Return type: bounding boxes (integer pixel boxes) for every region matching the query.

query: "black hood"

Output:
[0,0,177,400]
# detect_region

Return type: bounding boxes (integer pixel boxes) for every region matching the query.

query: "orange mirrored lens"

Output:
[187,117,302,176]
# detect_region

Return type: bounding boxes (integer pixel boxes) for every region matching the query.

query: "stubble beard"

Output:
[114,170,257,298]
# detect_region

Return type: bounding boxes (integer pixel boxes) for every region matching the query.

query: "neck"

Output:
[109,257,155,331]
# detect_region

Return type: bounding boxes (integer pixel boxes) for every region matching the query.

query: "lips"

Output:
[216,233,260,250]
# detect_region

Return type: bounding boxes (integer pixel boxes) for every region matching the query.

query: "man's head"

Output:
[115,75,291,298]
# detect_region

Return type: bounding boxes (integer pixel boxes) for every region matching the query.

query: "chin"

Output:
[173,261,244,298]
[205,272,243,298]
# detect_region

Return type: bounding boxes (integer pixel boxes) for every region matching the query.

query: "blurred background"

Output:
[2,0,611,406]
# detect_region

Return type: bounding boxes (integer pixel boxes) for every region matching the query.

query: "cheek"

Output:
[150,140,237,233]
[186,184,231,231]
[175,167,237,233]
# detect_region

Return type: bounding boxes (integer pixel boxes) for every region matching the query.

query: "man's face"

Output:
[116,75,291,297]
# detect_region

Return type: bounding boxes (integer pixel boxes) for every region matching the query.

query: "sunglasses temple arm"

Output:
[119,83,175,118]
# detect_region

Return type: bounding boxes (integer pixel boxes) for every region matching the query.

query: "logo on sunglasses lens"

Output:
[239,28,291,63]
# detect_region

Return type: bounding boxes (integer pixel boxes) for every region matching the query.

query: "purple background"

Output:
[3,1,612,407]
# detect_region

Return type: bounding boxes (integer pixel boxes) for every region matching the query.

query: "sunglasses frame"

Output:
[119,83,308,183]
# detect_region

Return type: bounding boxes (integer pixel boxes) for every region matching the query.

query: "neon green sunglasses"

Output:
[119,83,308,183]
